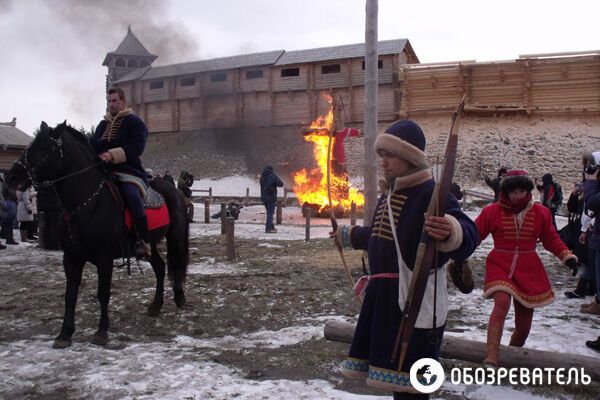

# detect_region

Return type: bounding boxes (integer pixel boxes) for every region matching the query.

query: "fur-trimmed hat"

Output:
[374,120,426,166]
[500,169,534,194]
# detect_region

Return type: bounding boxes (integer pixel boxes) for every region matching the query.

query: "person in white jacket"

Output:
[16,182,34,243]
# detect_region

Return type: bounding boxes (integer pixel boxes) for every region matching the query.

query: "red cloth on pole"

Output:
[333,128,360,163]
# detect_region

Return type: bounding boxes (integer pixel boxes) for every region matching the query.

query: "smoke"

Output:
[42,0,200,65]
[1,0,201,133]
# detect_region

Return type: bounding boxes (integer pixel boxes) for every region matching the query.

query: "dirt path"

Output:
[1,227,599,399]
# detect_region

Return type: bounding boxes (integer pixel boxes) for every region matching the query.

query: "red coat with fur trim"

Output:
[475,202,573,308]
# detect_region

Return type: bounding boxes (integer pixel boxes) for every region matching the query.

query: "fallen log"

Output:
[324,320,600,382]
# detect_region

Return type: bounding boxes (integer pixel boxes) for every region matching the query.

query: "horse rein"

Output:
[16,135,106,221]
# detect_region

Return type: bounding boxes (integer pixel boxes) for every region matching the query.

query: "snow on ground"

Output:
[191,175,364,199]
[1,199,598,399]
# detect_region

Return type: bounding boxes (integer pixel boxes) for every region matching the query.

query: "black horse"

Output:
[7,121,189,348]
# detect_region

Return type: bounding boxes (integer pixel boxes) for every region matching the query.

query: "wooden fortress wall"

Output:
[399,53,600,117]
[117,52,410,133]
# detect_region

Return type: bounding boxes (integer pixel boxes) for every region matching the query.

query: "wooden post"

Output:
[283,188,288,204]
[209,187,213,203]
[350,202,357,226]
[220,203,226,234]
[305,205,311,241]
[225,217,236,262]
[276,199,283,225]
[204,198,210,223]
[246,187,250,203]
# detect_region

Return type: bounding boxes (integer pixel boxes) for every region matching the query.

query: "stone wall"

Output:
[143,115,600,194]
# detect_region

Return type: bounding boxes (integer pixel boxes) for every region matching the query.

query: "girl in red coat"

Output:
[475,170,577,366]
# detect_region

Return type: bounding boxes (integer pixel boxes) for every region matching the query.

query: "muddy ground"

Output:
[1,227,599,399]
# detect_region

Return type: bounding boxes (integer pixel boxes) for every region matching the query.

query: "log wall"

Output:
[0,148,24,170]
[117,50,412,132]
[399,53,600,117]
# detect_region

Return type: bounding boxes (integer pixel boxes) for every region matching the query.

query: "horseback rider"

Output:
[90,87,151,259]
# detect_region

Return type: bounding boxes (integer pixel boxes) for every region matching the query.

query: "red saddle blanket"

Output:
[124,203,170,231]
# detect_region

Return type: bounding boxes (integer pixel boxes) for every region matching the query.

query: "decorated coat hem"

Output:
[344,359,422,394]
[483,280,555,308]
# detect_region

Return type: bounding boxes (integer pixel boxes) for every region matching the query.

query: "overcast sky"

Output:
[1,0,599,136]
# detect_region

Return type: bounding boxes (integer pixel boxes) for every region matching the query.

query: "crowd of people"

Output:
[0,172,39,249]
[4,87,599,399]
[330,120,598,399]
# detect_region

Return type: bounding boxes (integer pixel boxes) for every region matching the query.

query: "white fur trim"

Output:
[108,147,126,164]
[374,133,426,166]
[436,214,463,252]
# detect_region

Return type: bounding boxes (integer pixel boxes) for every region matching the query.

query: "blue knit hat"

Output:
[374,120,427,166]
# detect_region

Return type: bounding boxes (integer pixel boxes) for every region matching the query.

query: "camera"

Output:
[585,164,600,175]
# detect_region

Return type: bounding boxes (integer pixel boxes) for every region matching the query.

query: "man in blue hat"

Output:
[333,120,479,399]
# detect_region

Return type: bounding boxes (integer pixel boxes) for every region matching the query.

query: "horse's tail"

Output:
[151,178,189,284]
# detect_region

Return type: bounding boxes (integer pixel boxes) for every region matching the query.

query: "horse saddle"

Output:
[144,186,164,209]
[106,180,169,231]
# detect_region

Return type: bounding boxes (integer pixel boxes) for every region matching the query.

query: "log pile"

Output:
[324,320,600,382]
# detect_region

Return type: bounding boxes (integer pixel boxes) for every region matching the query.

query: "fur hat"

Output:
[374,120,426,166]
[500,169,534,195]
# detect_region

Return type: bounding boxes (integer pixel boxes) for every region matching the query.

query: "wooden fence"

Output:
[399,50,600,117]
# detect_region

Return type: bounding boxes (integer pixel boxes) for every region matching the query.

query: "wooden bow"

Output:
[390,96,466,368]
[327,125,362,302]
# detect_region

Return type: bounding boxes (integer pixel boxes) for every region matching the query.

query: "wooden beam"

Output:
[324,320,600,381]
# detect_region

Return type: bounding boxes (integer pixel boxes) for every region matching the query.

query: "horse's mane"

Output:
[56,123,97,160]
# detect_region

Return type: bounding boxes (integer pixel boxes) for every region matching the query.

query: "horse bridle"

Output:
[16,134,105,221]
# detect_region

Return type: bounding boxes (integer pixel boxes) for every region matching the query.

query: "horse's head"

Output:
[8,121,74,189]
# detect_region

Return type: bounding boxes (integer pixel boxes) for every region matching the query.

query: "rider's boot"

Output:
[133,215,152,260]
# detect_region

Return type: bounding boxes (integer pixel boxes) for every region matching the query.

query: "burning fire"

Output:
[292,107,364,213]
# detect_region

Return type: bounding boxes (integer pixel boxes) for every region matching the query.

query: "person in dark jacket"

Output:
[332,120,479,399]
[162,170,175,186]
[1,172,19,245]
[260,166,283,233]
[582,158,600,315]
[485,167,508,202]
[536,173,562,230]
[90,87,151,259]
[0,173,7,249]
[563,182,595,298]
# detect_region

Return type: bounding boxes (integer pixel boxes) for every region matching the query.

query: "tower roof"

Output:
[103,26,158,66]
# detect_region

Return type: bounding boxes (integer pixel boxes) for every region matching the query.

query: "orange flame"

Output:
[292,105,364,212]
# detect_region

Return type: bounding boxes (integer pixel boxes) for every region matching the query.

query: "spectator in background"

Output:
[16,181,34,243]
[0,173,7,249]
[581,157,600,315]
[260,165,283,233]
[28,185,38,240]
[163,170,175,186]
[451,182,463,202]
[485,167,508,202]
[177,171,194,222]
[563,182,594,298]
[1,172,19,245]
[536,173,562,230]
